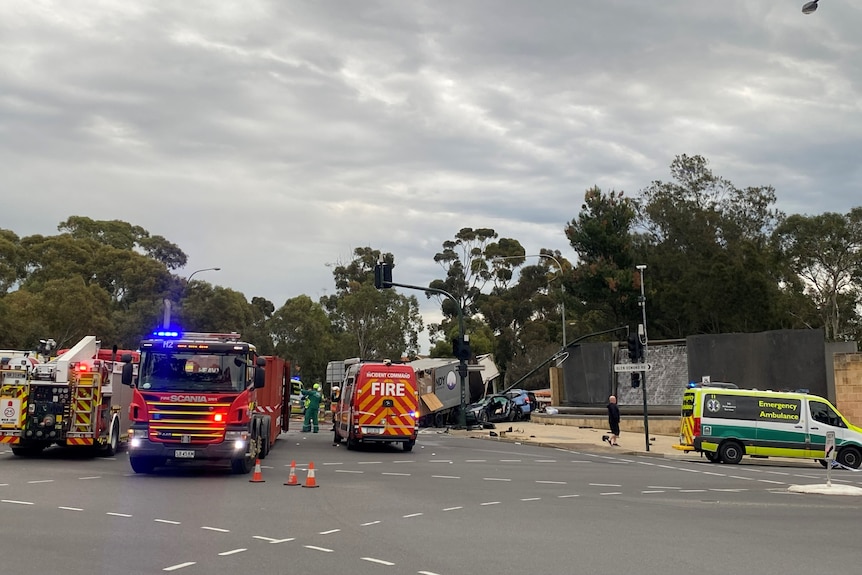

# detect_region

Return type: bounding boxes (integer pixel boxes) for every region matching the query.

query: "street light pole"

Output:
[636,264,650,452]
[492,254,566,349]
[164,267,221,328]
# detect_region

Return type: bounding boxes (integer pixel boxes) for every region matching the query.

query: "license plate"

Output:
[361,427,384,435]
[174,450,195,458]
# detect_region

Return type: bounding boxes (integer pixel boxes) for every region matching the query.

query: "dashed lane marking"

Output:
[500,459,521,463]
[642,490,665,494]
[483,477,511,482]
[335,470,363,474]
[729,476,754,481]
[28,480,54,484]
[358,461,383,465]
[320,529,341,535]
[163,562,196,571]
[321,462,342,466]
[106,512,132,517]
[382,472,411,476]
[758,480,786,484]
[304,545,334,553]
[442,506,463,511]
[600,492,622,496]
[218,549,246,556]
[362,557,395,566]
[557,494,580,498]
[679,489,706,493]
[534,459,557,463]
[431,475,460,479]
[465,459,486,462]
[521,497,541,501]
[392,460,414,463]
[59,506,83,511]
[535,480,566,485]
[590,483,621,487]
[648,486,681,489]
[2,500,34,505]
[360,521,381,526]
[155,519,181,525]
[480,501,500,506]
[418,571,442,575]
[79,476,101,480]
[403,513,423,518]
[252,536,294,543]
[201,526,230,533]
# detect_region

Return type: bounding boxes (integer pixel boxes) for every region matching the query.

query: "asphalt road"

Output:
[2,429,862,575]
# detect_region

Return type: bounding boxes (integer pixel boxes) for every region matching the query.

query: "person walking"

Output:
[301,383,323,433]
[330,385,340,431]
[606,395,621,446]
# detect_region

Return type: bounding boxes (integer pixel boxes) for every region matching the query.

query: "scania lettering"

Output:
[333,358,419,452]
[673,385,862,468]
[121,331,289,474]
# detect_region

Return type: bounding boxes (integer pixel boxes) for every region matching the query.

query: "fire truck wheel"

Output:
[100,419,120,457]
[130,456,157,474]
[259,417,271,459]
[403,441,415,453]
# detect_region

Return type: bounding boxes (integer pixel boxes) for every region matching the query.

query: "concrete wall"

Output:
[834,352,862,426]
[615,342,687,407]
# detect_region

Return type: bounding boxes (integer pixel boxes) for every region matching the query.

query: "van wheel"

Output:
[817,459,828,469]
[837,446,862,469]
[718,441,744,465]
[403,440,415,452]
[704,451,720,463]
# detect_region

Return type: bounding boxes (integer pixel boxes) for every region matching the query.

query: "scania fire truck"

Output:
[0,336,134,456]
[120,331,289,474]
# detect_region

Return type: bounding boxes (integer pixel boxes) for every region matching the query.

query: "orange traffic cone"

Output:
[284,460,299,486]
[249,459,265,483]
[302,461,319,488]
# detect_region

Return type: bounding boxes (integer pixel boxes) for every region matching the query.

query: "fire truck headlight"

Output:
[130,437,142,448]
[225,430,248,450]
[128,428,146,448]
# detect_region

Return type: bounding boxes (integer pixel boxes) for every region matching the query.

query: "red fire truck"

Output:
[120,331,289,474]
[333,358,419,452]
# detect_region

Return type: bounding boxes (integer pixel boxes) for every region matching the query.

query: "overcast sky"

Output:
[2,1,860,349]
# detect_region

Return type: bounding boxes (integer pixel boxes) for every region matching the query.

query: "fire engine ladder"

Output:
[68,370,101,441]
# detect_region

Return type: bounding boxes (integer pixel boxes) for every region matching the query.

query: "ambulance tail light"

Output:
[693,417,701,437]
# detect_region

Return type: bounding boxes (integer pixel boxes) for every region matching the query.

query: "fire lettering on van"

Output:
[370,381,406,396]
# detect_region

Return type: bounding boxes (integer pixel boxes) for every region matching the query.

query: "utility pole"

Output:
[636,264,650,452]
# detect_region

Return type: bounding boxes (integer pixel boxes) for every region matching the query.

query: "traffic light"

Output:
[631,372,641,388]
[373,262,392,289]
[627,333,643,362]
[452,337,471,361]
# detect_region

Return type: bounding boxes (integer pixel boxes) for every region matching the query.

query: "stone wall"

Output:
[834,352,862,426]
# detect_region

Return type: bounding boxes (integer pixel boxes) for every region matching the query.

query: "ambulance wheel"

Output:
[718,441,744,465]
[837,446,861,469]
[403,441,415,452]
[130,456,157,474]
[704,451,720,463]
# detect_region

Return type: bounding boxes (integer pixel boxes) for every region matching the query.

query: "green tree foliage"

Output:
[321,247,423,360]
[270,295,333,383]
[772,208,862,341]
[637,154,786,337]
[565,186,639,333]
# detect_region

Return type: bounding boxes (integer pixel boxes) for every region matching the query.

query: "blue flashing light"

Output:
[291,376,302,381]
[153,330,181,338]
[687,381,698,389]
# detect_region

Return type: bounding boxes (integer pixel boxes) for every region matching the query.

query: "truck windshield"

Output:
[138,351,249,393]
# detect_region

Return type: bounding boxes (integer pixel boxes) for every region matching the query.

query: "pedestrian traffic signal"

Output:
[631,372,641,388]
[627,333,643,362]
[374,262,392,289]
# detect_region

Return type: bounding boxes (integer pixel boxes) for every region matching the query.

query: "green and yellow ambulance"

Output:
[673,385,862,468]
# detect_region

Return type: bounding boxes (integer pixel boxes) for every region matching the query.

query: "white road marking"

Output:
[382,472,411,476]
[701,472,725,476]
[521,497,541,501]
[403,513,423,518]
[155,519,181,525]
[163,562,195,571]
[0,484,8,487]
[418,571,442,575]
[483,477,511,482]
[480,501,500,506]
[710,488,747,492]
[569,460,592,463]
[335,470,364,474]
[535,459,557,463]
[558,494,580,498]
[431,475,460,479]
[758,479,786,484]
[253,536,283,542]
[729,476,754,481]
[641,490,665,494]
[78,476,101,480]
[600,492,622,496]
[429,460,452,463]
[106,512,132,517]
[362,557,395,566]
[218,549,246,556]
[764,471,790,476]
[261,465,274,469]
[201,526,230,532]
[679,489,706,493]
[2,500,34,505]
[321,462,342,466]
[319,529,341,535]
[499,459,521,463]
[59,506,83,511]
[268,538,295,544]
[648,486,680,489]
[393,460,414,463]
[465,459,486,462]
[28,480,54,484]
[361,520,381,526]
[304,545,334,553]
[590,483,621,487]
[358,461,382,465]
[536,480,566,485]
[442,506,463,511]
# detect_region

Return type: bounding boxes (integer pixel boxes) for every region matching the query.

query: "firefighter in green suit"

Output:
[301,383,323,433]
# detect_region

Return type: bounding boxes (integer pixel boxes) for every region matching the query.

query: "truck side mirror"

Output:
[256,357,267,367]
[254,366,266,389]
[121,362,134,386]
